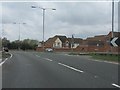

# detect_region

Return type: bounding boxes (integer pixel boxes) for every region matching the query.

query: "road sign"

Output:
[110,37,120,47]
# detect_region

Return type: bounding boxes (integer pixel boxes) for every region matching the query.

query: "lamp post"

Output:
[13,22,26,50]
[111,0,114,53]
[71,34,74,53]
[112,0,114,38]
[31,5,56,51]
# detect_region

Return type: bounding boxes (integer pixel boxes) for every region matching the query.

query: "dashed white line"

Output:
[35,55,53,62]
[44,58,53,62]
[36,55,40,57]
[112,83,120,88]
[58,63,83,73]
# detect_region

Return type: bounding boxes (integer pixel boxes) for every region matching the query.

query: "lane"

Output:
[35,52,119,85]
[2,51,116,88]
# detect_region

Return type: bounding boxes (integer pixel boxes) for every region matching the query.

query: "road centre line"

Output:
[36,55,40,57]
[44,58,53,61]
[112,83,120,88]
[58,63,83,73]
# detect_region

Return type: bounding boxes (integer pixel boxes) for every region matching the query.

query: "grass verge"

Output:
[90,53,120,63]
[68,52,120,63]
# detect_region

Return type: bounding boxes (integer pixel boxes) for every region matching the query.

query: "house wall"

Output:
[53,38,62,48]
[73,43,79,48]
[38,43,42,47]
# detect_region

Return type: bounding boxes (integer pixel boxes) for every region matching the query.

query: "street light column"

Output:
[112,0,114,38]
[18,23,20,41]
[31,6,56,52]
[43,9,45,51]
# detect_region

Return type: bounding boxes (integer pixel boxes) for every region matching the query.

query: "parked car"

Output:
[45,48,53,52]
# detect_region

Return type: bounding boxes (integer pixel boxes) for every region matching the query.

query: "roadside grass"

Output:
[68,52,120,63]
[68,52,89,55]
[90,54,120,63]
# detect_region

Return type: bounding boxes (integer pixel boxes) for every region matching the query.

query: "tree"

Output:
[0,38,2,50]
[2,37,10,47]
[20,39,39,50]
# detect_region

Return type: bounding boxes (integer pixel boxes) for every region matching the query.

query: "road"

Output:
[2,51,119,88]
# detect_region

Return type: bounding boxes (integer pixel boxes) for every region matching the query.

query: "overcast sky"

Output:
[0,0,119,41]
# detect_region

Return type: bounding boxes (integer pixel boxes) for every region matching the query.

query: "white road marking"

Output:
[44,58,53,62]
[89,59,119,65]
[0,53,13,66]
[112,83,120,88]
[0,58,8,66]
[10,54,13,59]
[36,55,40,57]
[35,55,52,62]
[58,63,83,73]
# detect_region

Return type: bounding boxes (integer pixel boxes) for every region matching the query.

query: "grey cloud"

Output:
[1,1,118,41]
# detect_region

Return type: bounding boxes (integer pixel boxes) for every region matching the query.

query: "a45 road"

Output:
[2,51,119,88]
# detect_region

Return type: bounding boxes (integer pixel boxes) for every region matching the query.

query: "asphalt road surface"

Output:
[2,51,119,88]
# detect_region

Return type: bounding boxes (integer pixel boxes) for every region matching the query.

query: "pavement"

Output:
[2,51,119,88]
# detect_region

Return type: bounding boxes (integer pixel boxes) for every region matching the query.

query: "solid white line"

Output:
[112,83,120,88]
[58,63,83,73]
[10,54,13,59]
[44,58,53,62]
[0,58,8,66]
[0,53,13,66]
[89,59,119,65]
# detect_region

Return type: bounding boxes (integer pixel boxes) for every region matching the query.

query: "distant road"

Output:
[2,51,119,88]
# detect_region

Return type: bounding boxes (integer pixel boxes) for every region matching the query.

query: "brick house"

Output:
[36,31,120,52]
[36,35,83,51]
[76,32,120,52]
[45,35,68,48]
[68,38,83,48]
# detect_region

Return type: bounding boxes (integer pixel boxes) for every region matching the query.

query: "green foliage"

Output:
[3,38,39,50]
[20,39,38,50]
[2,37,10,47]
[90,54,120,62]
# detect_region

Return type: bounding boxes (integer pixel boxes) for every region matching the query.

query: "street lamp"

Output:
[112,0,114,38]
[13,22,26,50]
[31,5,56,51]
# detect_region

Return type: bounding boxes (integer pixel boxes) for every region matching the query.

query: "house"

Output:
[45,35,69,48]
[76,31,120,52]
[36,31,120,52]
[68,38,83,48]
[37,42,43,47]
